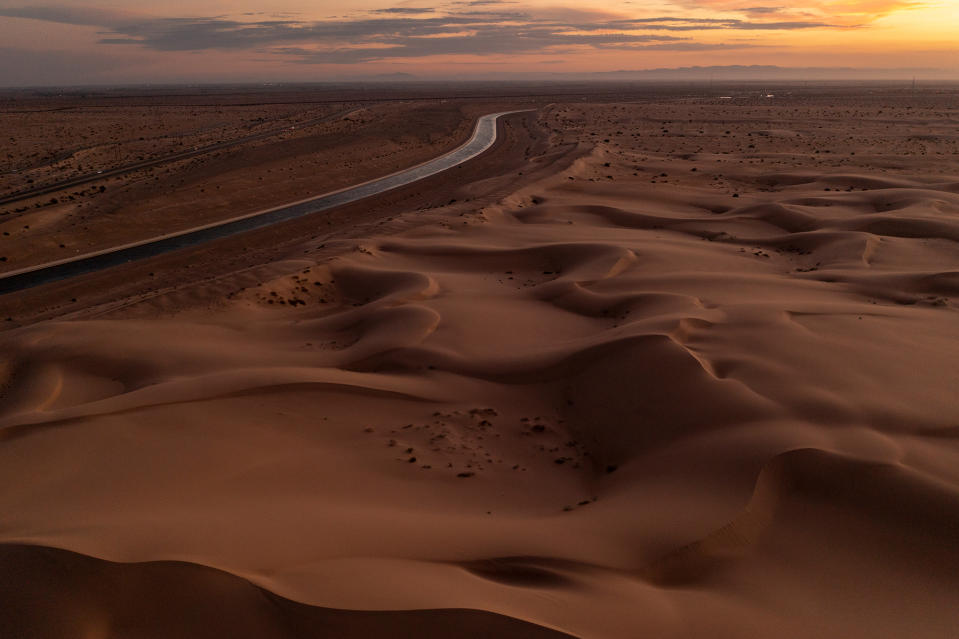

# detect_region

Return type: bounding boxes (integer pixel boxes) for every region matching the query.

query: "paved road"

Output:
[0,106,359,207]
[0,110,527,295]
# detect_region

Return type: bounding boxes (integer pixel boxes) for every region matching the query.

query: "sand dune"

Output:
[0,544,571,639]
[2,95,958,637]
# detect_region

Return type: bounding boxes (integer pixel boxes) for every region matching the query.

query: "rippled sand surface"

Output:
[2,93,958,638]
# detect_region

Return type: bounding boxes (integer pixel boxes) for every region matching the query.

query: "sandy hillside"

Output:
[1,91,959,638]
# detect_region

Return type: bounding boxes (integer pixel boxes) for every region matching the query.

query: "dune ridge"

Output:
[2,97,959,637]
[0,543,572,639]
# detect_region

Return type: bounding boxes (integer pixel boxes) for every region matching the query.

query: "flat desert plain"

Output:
[1,84,958,638]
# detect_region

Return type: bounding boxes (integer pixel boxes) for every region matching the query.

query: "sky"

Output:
[0,0,956,86]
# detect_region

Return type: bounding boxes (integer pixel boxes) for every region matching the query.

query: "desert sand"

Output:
[1,85,958,638]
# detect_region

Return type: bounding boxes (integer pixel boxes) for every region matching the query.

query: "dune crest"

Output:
[2,97,959,637]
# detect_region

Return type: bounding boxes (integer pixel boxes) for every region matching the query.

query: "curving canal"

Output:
[0,110,527,295]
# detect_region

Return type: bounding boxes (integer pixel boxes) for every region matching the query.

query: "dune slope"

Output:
[1,96,958,638]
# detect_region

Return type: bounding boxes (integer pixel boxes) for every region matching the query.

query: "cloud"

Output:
[0,3,845,65]
[594,16,834,31]
[0,5,134,27]
[671,0,925,23]
[370,7,436,14]
[273,29,691,64]
[638,41,763,50]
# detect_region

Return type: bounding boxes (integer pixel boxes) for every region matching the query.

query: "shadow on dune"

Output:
[0,543,574,639]
[643,448,959,588]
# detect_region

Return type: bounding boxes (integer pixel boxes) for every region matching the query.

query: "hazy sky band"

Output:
[0,0,955,85]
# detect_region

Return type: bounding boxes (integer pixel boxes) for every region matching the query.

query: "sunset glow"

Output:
[0,1,956,85]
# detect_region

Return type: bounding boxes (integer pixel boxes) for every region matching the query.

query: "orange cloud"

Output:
[669,0,928,22]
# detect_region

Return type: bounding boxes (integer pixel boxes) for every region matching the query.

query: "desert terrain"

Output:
[1,83,958,638]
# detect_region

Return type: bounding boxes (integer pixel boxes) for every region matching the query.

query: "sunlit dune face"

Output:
[0,0,953,84]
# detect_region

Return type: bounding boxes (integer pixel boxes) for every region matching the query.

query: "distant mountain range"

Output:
[354,65,956,82]
[574,65,955,80]
[370,72,419,80]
